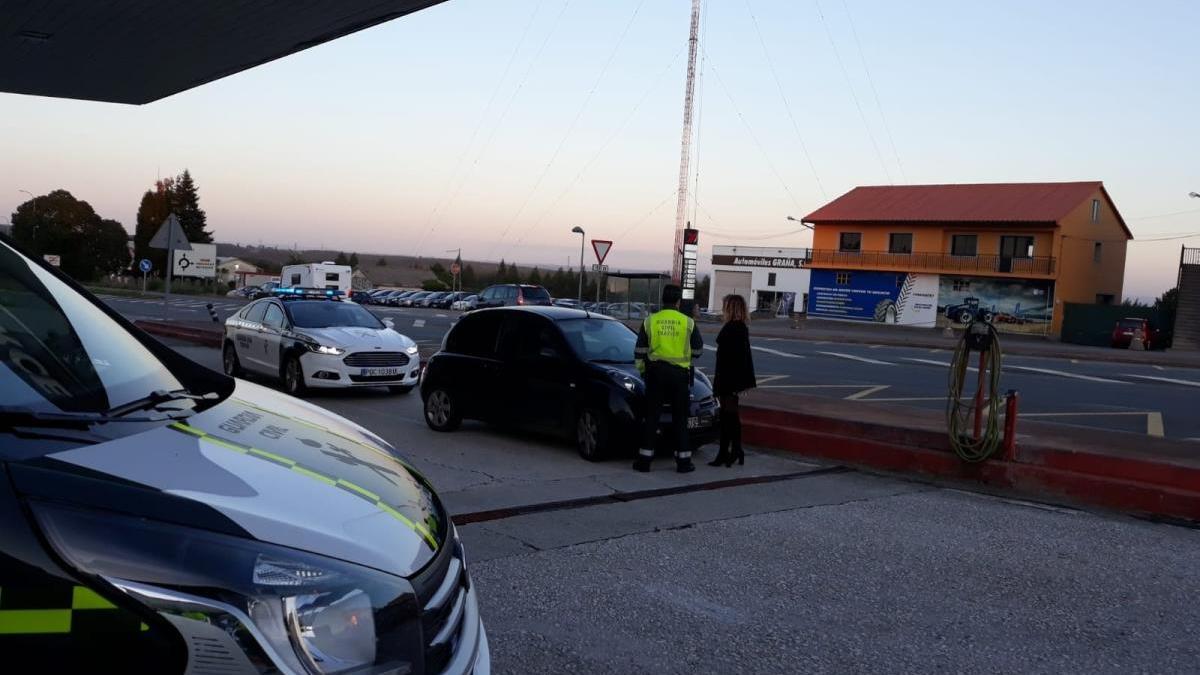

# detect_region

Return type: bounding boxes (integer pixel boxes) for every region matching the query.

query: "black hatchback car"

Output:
[420,307,719,460]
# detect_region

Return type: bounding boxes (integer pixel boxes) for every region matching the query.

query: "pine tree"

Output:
[376,257,387,266]
[349,252,360,268]
[496,260,508,284]
[170,170,212,243]
[462,264,477,290]
[334,252,349,265]
[133,180,173,273]
[527,267,542,285]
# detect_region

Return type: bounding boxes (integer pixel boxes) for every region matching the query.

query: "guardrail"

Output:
[803,250,1056,276]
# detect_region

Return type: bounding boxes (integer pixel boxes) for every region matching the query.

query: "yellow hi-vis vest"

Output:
[642,309,695,369]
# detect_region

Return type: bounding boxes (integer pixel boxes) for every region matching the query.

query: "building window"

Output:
[1096,294,1115,305]
[1094,242,1102,262]
[767,272,777,287]
[888,233,913,254]
[1091,199,1101,223]
[836,272,851,285]
[1000,235,1034,259]
[838,232,862,253]
[951,234,977,257]
[953,279,971,292]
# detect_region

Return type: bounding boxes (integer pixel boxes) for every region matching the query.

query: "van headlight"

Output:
[34,503,424,674]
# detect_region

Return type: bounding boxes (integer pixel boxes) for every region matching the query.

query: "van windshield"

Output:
[0,240,187,414]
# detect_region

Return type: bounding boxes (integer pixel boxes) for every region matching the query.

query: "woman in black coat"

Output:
[710,294,756,467]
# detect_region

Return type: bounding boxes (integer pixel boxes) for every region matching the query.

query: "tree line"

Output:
[8,169,211,282]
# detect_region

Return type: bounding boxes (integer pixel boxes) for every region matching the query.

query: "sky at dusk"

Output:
[2,0,1198,300]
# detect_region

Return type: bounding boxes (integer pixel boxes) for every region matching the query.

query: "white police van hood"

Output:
[297,326,416,353]
[46,379,444,577]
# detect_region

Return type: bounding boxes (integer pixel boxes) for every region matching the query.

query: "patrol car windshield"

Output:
[287,301,384,330]
[558,318,636,363]
[0,240,187,414]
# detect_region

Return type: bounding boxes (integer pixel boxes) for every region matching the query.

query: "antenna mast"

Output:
[671,0,702,284]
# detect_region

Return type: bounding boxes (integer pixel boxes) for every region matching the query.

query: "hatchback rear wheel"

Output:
[424,388,461,432]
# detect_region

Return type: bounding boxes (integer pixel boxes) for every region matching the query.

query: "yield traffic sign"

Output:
[591,239,613,264]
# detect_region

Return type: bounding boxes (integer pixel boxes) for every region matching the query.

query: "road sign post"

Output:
[138,258,152,294]
[591,241,613,307]
[148,213,192,319]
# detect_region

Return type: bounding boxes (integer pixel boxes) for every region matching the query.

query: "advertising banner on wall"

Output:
[938,276,1054,335]
[808,270,939,326]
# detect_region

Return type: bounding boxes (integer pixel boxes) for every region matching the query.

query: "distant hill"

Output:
[215,243,570,289]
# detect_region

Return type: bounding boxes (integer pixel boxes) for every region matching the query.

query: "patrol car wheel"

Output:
[222,341,242,377]
[284,356,308,397]
[424,388,461,431]
[575,408,609,462]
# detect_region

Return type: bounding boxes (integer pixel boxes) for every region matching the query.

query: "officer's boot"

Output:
[633,448,654,472]
[675,452,695,473]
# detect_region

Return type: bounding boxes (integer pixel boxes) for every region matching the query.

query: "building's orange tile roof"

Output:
[804,182,1129,237]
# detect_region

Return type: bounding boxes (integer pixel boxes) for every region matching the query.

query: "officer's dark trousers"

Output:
[640,361,691,462]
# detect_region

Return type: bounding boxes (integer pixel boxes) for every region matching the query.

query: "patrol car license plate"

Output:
[361,367,402,377]
[688,416,710,429]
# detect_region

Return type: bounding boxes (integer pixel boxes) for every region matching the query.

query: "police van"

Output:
[0,236,489,673]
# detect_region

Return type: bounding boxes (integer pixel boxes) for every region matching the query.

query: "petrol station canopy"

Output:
[1,0,447,104]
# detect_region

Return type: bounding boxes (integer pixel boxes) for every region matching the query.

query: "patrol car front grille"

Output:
[343,351,411,368]
[411,539,470,673]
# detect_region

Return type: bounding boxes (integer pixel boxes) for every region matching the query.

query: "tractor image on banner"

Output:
[807,270,939,327]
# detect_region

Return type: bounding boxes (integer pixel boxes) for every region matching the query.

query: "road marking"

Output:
[1005,365,1126,384]
[1185,437,1200,442]
[1147,412,1164,438]
[703,345,716,352]
[902,357,977,372]
[755,374,789,386]
[867,344,883,349]
[817,351,892,365]
[757,384,874,390]
[1121,374,1200,387]
[435,314,448,318]
[928,348,942,354]
[1153,365,1165,371]
[1070,359,1079,364]
[845,385,890,400]
[752,346,805,359]
[413,319,426,328]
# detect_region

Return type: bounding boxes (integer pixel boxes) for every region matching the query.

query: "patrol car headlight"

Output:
[34,503,422,675]
[312,344,346,356]
[405,345,419,356]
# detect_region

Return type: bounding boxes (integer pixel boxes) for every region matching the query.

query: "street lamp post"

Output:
[18,189,35,253]
[571,226,585,302]
[785,215,815,231]
[1189,192,1199,199]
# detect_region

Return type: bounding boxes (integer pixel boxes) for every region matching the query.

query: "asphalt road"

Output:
[164,338,1200,674]
[103,293,1200,440]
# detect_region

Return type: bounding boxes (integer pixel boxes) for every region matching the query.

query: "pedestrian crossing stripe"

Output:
[0,586,148,634]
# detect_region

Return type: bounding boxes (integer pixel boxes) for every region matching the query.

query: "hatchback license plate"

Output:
[688,416,711,429]
[361,367,402,377]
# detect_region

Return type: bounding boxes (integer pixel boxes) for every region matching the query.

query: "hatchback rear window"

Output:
[520,286,551,301]
[1118,319,1144,329]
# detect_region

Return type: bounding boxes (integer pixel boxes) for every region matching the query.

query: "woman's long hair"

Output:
[722,294,749,324]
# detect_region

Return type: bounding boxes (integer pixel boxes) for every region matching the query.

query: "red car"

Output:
[1111,317,1158,349]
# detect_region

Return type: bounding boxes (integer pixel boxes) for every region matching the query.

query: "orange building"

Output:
[800,182,1131,336]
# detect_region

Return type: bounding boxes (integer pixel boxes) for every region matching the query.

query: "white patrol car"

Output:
[223,288,421,396]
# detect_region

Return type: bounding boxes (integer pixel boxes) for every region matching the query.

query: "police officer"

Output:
[634,284,704,473]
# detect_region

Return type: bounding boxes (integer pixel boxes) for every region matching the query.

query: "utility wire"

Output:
[840,0,905,182]
[744,0,827,199]
[492,0,646,259]
[1128,207,1200,220]
[813,0,893,184]
[616,191,678,241]
[412,0,546,258]
[418,0,573,256]
[702,44,805,213]
[509,42,686,251]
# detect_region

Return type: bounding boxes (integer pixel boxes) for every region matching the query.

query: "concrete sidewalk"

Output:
[704,316,1200,368]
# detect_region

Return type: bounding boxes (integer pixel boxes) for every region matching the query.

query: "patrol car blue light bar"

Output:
[271,287,344,299]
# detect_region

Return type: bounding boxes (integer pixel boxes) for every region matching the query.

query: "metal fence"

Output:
[1183,247,1200,266]
[804,250,1056,276]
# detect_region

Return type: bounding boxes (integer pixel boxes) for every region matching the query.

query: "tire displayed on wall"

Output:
[874,299,898,324]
